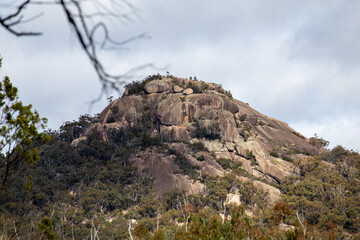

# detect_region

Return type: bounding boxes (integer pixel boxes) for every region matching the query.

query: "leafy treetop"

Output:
[0,57,50,193]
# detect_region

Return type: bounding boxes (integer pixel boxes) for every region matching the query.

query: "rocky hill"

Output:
[72,75,318,200]
[1,75,359,239]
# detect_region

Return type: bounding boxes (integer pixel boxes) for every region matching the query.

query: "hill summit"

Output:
[72,75,319,199]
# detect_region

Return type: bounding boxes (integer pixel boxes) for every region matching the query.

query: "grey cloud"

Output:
[288,1,360,67]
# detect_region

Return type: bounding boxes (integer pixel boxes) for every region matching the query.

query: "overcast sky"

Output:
[1,0,359,151]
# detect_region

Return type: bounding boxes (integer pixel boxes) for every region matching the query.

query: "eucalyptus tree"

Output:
[0,57,49,193]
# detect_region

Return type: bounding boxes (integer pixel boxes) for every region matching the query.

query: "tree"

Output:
[0,0,153,99]
[0,57,49,193]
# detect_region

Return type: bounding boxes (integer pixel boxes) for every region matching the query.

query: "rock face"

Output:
[72,76,318,198]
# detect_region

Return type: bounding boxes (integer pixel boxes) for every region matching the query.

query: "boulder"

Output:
[156,95,196,125]
[253,181,281,204]
[144,80,170,93]
[173,85,183,93]
[226,142,235,152]
[183,88,193,95]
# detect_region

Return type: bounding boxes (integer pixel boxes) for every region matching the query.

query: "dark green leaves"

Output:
[0,58,49,191]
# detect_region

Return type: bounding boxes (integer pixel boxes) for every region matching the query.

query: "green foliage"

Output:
[248,151,257,166]
[239,124,251,141]
[216,158,242,170]
[186,81,209,94]
[194,121,221,140]
[196,155,205,162]
[214,87,233,98]
[124,74,162,95]
[0,112,156,238]
[57,114,94,143]
[189,141,207,152]
[291,130,306,140]
[39,218,55,240]
[171,150,199,180]
[281,155,293,162]
[175,205,279,239]
[239,113,247,121]
[281,151,360,234]
[269,148,279,158]
[238,180,269,209]
[134,223,151,239]
[309,134,329,149]
[108,112,163,150]
[0,60,49,192]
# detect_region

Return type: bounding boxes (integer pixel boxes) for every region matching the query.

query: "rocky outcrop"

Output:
[72,76,318,198]
[144,80,170,93]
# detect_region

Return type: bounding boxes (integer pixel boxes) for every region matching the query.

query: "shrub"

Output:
[173,151,200,180]
[195,121,221,140]
[309,134,329,148]
[124,74,162,95]
[216,158,242,170]
[239,113,247,121]
[281,155,293,162]
[190,142,207,151]
[269,149,279,158]
[291,131,306,140]
[248,151,257,166]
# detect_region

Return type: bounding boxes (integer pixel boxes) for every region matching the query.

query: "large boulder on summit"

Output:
[144,80,170,93]
[72,75,319,196]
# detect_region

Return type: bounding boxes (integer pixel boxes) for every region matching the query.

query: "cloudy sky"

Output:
[1,0,359,151]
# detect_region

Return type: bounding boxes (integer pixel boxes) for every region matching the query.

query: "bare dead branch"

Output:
[1,0,157,105]
[2,0,31,22]
[0,0,42,36]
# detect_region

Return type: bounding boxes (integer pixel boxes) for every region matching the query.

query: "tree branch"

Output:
[1,0,157,104]
[0,0,42,36]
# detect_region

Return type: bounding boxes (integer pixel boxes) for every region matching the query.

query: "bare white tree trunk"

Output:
[183,193,190,233]
[13,221,20,240]
[28,220,34,240]
[222,201,227,224]
[157,211,160,232]
[296,211,306,239]
[1,217,7,240]
[91,219,100,240]
[128,219,133,240]
[72,222,75,240]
